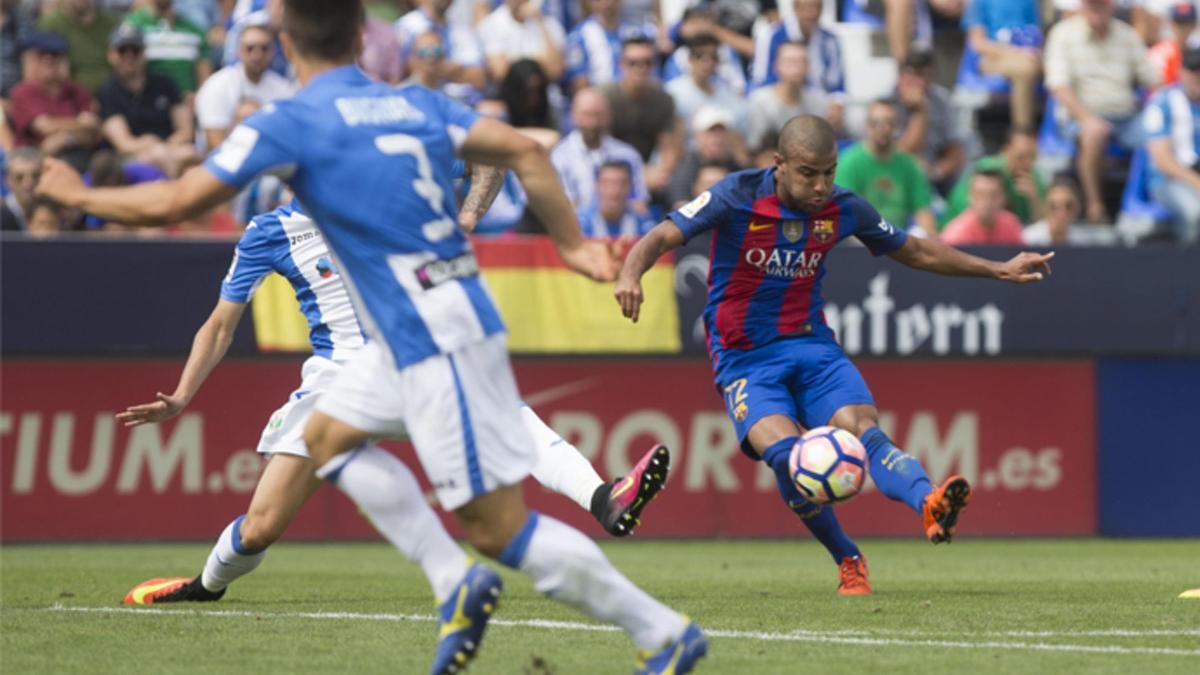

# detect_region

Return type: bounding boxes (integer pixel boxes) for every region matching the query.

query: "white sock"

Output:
[317,444,470,602]
[200,516,266,592]
[500,512,685,652]
[522,406,605,511]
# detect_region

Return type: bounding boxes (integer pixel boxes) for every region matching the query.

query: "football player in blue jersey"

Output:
[615,115,1054,595]
[119,196,672,605]
[38,2,707,673]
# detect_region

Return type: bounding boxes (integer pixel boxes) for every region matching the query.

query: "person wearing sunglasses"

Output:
[95,23,198,177]
[0,146,42,231]
[195,23,295,153]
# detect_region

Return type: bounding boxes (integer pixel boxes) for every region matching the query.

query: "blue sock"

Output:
[763,438,861,563]
[860,427,932,514]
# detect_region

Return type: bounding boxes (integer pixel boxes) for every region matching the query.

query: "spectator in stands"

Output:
[747,41,829,153]
[963,0,1043,132]
[1,0,34,100]
[195,23,294,151]
[942,127,1044,226]
[223,0,288,79]
[668,6,752,92]
[884,0,963,64]
[1024,176,1117,245]
[38,0,120,93]
[577,160,655,238]
[692,160,733,197]
[96,24,196,177]
[122,0,212,94]
[360,12,401,84]
[835,99,938,237]
[665,32,748,141]
[889,48,966,195]
[1,146,40,231]
[604,37,683,195]
[395,0,487,101]
[551,86,650,210]
[1044,0,1161,223]
[403,31,449,90]
[1148,2,1198,86]
[80,148,167,230]
[25,197,64,237]
[498,58,560,137]
[753,0,846,132]
[667,106,746,208]
[565,0,654,93]
[7,32,102,165]
[1143,45,1200,244]
[479,0,566,84]
[940,170,1026,245]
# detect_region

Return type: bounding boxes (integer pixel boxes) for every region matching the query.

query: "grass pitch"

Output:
[2,539,1198,674]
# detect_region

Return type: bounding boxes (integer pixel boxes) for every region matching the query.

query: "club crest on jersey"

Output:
[812,219,835,243]
[316,257,335,279]
[781,220,804,243]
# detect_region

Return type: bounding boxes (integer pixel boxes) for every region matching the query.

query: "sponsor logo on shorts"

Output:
[415,252,480,290]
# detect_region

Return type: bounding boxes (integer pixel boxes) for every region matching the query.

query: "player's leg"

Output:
[521,405,670,536]
[827,403,971,544]
[409,335,705,671]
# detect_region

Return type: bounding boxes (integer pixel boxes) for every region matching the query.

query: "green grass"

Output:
[2,540,1199,674]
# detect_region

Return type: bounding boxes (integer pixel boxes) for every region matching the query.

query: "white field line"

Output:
[42,605,1200,658]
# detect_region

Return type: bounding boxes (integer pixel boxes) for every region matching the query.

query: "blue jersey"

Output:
[668,169,907,361]
[221,200,365,362]
[203,66,505,368]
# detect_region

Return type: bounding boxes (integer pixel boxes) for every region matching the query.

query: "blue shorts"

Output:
[713,333,874,459]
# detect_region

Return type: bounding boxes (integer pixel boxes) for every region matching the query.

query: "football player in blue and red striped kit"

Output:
[616,115,1054,594]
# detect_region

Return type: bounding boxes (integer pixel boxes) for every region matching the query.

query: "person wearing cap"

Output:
[1044,0,1161,223]
[38,0,121,93]
[1143,45,1200,244]
[666,105,746,209]
[963,0,1043,132]
[121,0,211,94]
[95,23,197,177]
[665,33,748,144]
[1148,2,1199,86]
[888,49,966,196]
[6,31,101,159]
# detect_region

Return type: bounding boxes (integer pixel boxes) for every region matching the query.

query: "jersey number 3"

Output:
[375,133,456,242]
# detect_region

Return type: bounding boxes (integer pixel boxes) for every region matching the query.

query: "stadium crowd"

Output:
[0,0,1197,245]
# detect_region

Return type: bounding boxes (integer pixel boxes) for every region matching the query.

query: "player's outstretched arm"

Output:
[460,117,617,281]
[887,235,1054,283]
[115,300,246,427]
[614,220,686,322]
[37,158,238,227]
[457,162,505,233]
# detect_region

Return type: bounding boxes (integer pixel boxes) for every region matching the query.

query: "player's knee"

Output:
[303,418,334,464]
[460,523,509,559]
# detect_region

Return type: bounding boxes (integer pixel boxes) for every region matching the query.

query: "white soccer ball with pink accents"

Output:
[788,426,868,504]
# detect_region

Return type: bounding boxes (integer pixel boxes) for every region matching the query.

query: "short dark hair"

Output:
[972,168,1006,186]
[685,33,720,51]
[282,0,363,63]
[598,160,632,181]
[620,36,656,53]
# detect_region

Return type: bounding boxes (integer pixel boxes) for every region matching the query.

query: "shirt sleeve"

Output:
[203,103,299,190]
[1042,24,1071,90]
[961,0,983,30]
[433,90,481,151]
[667,180,729,240]
[565,30,589,82]
[219,221,277,303]
[1142,92,1171,140]
[848,193,909,255]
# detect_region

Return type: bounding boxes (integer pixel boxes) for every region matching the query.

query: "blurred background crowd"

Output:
[0,0,1197,246]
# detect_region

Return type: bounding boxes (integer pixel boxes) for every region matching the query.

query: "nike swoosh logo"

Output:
[747,221,774,231]
[610,476,636,500]
[522,378,600,408]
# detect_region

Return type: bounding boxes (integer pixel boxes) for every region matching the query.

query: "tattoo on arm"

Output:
[460,163,505,226]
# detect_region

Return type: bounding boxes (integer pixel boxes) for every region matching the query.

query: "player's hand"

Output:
[559,239,619,282]
[608,234,635,269]
[115,393,187,427]
[614,271,644,322]
[997,251,1054,283]
[35,157,87,207]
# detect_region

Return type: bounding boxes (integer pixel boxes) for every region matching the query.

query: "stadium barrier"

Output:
[2,238,1197,539]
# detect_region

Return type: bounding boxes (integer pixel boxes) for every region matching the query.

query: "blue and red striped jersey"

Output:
[668,168,908,356]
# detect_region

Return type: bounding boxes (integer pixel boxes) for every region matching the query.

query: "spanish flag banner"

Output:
[250,237,681,354]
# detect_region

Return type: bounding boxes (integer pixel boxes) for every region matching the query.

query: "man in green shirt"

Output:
[38,0,120,93]
[940,127,1046,228]
[834,99,937,237]
[122,0,211,93]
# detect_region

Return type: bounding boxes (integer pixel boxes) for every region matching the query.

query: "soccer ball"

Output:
[788,426,868,504]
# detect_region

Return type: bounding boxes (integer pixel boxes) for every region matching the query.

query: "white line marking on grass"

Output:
[46,605,1200,657]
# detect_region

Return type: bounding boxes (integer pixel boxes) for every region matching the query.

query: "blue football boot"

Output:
[634,617,708,674]
[431,562,503,675]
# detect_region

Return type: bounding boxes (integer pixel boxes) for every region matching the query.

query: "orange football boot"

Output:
[837,555,872,595]
[922,475,972,544]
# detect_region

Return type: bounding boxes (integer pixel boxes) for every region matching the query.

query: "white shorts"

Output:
[316,334,535,511]
[256,355,344,458]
